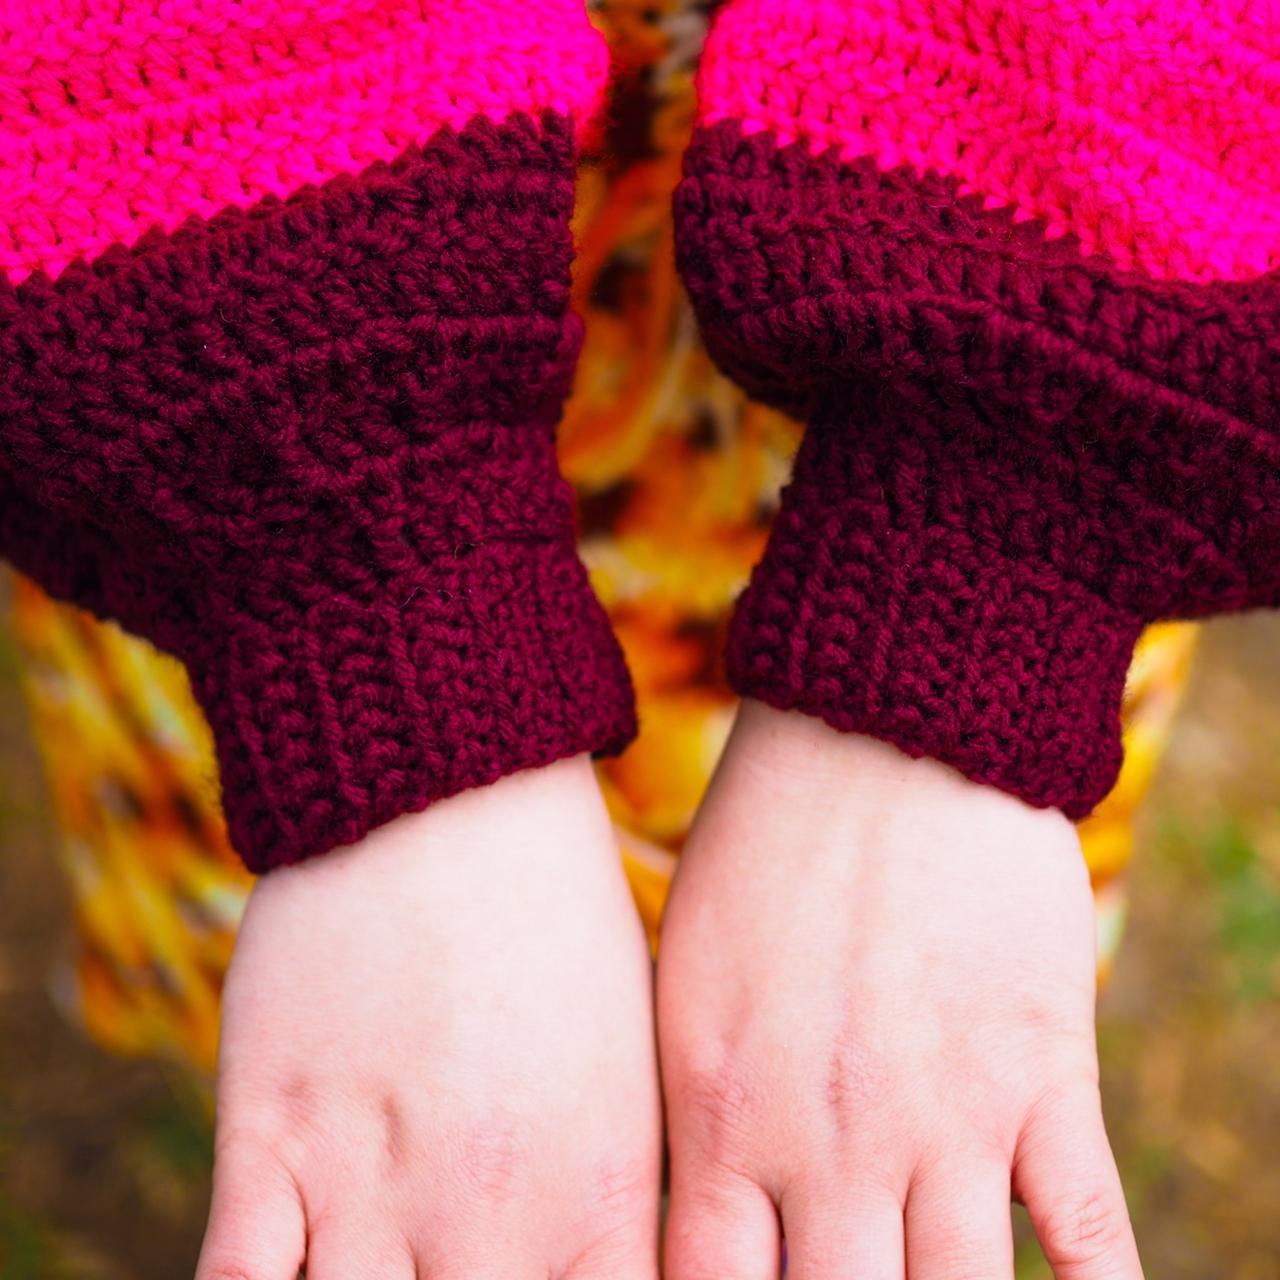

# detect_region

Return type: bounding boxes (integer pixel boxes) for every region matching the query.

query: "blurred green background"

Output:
[2,616,1279,1279]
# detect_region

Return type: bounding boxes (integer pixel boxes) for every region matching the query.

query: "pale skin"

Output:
[195,755,663,1280]
[198,704,1143,1278]
[659,700,1144,1279]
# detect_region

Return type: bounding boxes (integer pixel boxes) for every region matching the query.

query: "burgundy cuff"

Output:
[178,535,634,872]
[1,472,636,875]
[726,421,1145,819]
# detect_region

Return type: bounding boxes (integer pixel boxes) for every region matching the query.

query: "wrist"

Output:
[726,699,1081,839]
[248,753,623,915]
[682,701,1088,921]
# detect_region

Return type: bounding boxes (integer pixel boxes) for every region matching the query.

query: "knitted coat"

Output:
[0,1,634,871]
[2,1,1277,872]
[677,0,1280,817]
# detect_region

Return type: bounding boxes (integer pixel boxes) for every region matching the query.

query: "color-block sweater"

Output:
[679,0,1280,817]
[2,1,1277,872]
[0,1,633,871]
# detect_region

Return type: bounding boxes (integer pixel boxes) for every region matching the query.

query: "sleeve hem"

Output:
[726,495,1145,820]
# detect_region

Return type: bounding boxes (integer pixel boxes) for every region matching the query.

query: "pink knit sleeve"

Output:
[675,0,1279,818]
[0,1,636,871]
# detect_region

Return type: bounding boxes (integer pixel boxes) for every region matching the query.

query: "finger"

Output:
[1014,1096,1143,1279]
[563,1248,660,1280]
[904,1157,1014,1279]
[195,1139,307,1280]
[780,1178,905,1280]
[424,1249,546,1280]
[304,1217,418,1280]
[559,1212,660,1280]
[563,1262,658,1280]
[664,1162,781,1280]
[415,1215,550,1280]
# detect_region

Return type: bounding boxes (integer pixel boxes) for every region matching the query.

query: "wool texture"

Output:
[677,0,1280,818]
[0,0,607,281]
[0,5,633,871]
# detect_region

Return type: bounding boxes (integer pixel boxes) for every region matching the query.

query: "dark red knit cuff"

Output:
[727,425,1145,821]
[176,535,634,873]
[0,112,639,872]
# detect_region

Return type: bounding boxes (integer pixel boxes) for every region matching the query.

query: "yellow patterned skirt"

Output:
[1,1,1198,1088]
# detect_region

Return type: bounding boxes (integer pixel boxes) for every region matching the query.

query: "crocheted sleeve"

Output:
[0,0,636,871]
[676,0,1279,818]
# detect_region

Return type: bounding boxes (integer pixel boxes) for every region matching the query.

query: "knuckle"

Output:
[1024,1081,1092,1135]
[555,1152,658,1280]
[587,1150,656,1224]
[211,1123,269,1168]
[1038,1189,1129,1264]
[919,1230,1003,1280]
[376,1088,412,1173]
[664,1218,745,1280]
[676,1058,762,1168]
[448,1114,534,1201]
[200,1262,266,1280]
[210,1126,297,1192]
[666,1256,732,1280]
[212,1083,317,1173]
[824,1033,892,1128]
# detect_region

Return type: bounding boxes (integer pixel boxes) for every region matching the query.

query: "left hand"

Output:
[197,755,662,1280]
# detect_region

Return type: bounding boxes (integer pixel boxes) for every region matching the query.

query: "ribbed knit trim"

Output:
[728,460,1144,818]
[187,536,634,871]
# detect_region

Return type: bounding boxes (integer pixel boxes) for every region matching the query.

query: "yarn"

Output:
[0,0,608,282]
[676,3,1280,818]
[697,0,1280,282]
[0,1,634,872]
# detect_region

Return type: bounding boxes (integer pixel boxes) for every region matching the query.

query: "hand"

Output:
[657,699,1143,1279]
[196,756,662,1280]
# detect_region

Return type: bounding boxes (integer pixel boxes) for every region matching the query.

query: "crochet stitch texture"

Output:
[677,0,1280,817]
[0,4,633,871]
[0,0,608,280]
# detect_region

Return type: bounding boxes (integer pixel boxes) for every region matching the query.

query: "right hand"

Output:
[196,754,662,1280]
